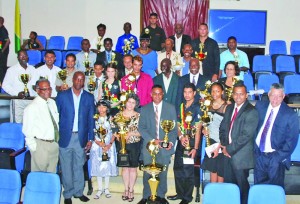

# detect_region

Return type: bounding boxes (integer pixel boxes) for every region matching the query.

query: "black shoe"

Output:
[160,198,169,204]
[64,198,72,204]
[137,198,147,204]
[74,195,90,202]
[179,199,190,204]
[167,194,180,200]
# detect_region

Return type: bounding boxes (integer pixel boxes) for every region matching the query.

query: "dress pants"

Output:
[223,156,250,204]
[59,133,86,199]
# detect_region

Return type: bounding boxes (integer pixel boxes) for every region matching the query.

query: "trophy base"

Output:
[183,149,192,158]
[147,197,161,204]
[24,92,30,98]
[161,142,169,149]
[117,153,130,167]
[102,154,109,161]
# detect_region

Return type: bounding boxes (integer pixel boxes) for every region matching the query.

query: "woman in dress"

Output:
[201,82,227,182]
[131,33,158,78]
[21,31,44,50]
[90,100,118,199]
[112,93,141,202]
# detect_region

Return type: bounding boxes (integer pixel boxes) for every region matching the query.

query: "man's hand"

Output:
[211,74,218,82]
[221,145,231,158]
[85,141,92,152]
[188,148,197,159]
[165,142,173,151]
[180,136,189,147]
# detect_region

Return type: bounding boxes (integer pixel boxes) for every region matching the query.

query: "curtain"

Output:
[141,0,209,40]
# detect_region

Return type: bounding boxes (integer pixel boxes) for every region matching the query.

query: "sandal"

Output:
[104,188,111,198]
[122,189,129,200]
[94,190,103,199]
[128,190,134,202]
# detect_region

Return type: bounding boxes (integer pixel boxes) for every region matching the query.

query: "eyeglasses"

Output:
[37,87,52,91]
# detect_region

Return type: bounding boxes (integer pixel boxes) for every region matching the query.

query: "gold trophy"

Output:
[88,76,96,93]
[94,114,109,161]
[225,77,239,101]
[195,43,207,61]
[19,74,31,98]
[172,54,183,71]
[125,73,136,93]
[160,120,175,148]
[140,140,167,203]
[83,52,90,69]
[183,111,194,157]
[113,112,131,167]
[97,36,103,52]
[57,70,67,86]
[111,52,118,65]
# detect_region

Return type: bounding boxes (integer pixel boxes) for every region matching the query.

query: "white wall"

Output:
[1,0,300,66]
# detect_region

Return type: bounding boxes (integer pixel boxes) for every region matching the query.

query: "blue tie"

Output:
[107,52,111,63]
[259,109,274,152]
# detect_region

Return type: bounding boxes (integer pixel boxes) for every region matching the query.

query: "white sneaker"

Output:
[104,188,111,198]
[94,190,103,199]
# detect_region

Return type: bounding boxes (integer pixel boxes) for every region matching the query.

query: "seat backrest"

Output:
[0,169,21,203]
[276,55,296,73]
[203,183,240,204]
[37,35,47,49]
[48,36,65,50]
[67,36,83,50]
[284,75,300,94]
[291,134,300,162]
[243,74,254,91]
[269,40,287,55]
[248,184,285,204]
[23,172,61,204]
[27,50,42,66]
[0,123,24,150]
[290,41,300,55]
[257,74,279,93]
[53,50,62,68]
[252,55,272,73]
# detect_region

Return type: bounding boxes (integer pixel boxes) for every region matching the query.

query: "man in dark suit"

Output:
[254,83,299,187]
[169,23,191,56]
[56,71,95,204]
[138,85,178,204]
[175,58,209,113]
[153,58,179,106]
[96,38,124,79]
[220,84,258,204]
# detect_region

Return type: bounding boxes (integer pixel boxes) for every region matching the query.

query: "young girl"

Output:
[90,100,118,199]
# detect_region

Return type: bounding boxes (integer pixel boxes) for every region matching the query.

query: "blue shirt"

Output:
[72,88,83,132]
[182,58,190,76]
[75,51,97,72]
[132,49,158,78]
[115,33,139,55]
[220,49,249,80]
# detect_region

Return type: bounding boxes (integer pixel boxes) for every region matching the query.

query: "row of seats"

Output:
[269,40,300,55]
[37,35,83,51]
[0,169,61,204]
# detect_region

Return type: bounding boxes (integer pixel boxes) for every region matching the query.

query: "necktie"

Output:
[107,53,111,62]
[192,75,196,85]
[229,107,238,143]
[155,105,159,139]
[95,78,99,89]
[47,102,59,142]
[259,109,274,152]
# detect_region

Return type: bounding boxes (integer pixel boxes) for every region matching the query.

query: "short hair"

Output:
[97,23,106,30]
[104,38,112,44]
[133,55,143,64]
[124,22,131,28]
[127,93,140,109]
[152,84,163,90]
[45,50,55,57]
[183,83,196,92]
[94,60,105,67]
[269,83,285,94]
[65,53,76,61]
[35,77,50,88]
[227,36,237,42]
[150,12,158,17]
[81,38,90,45]
[31,31,37,39]
[106,62,118,79]
[123,54,133,61]
[224,61,240,76]
[165,38,174,44]
[96,99,111,115]
[17,50,27,58]
[161,58,171,66]
[199,23,208,28]
[233,83,247,93]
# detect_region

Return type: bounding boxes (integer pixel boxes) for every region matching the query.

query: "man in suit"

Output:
[56,71,95,204]
[169,23,192,56]
[153,58,179,106]
[96,38,124,79]
[175,58,209,113]
[138,85,178,204]
[254,83,299,188]
[220,84,258,204]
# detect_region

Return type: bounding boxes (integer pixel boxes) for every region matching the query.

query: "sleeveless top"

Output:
[28,39,40,49]
[208,102,226,142]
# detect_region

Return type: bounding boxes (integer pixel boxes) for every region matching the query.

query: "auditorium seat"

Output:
[276,55,296,84]
[248,184,285,204]
[257,74,279,100]
[48,36,65,51]
[269,40,287,55]
[66,36,83,51]
[0,169,21,204]
[37,35,47,49]
[252,55,273,87]
[53,50,63,68]
[284,75,300,104]
[203,183,240,204]
[290,41,300,55]
[27,50,42,67]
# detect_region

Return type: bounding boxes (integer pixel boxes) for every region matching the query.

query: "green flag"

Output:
[15,0,21,53]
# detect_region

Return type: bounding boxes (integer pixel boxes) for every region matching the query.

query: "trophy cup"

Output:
[88,77,96,93]
[225,77,239,101]
[57,70,67,86]
[113,112,131,167]
[183,111,194,157]
[160,120,175,148]
[19,74,31,98]
[97,36,103,52]
[140,140,167,203]
[83,52,90,69]
[125,73,136,93]
[111,52,118,65]
[195,43,207,61]
[172,54,184,71]
[94,114,109,161]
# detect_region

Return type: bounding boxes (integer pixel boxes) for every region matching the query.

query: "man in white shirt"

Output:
[22,78,59,173]
[2,50,36,97]
[75,39,97,72]
[34,50,61,97]
[90,23,106,53]
[169,23,192,56]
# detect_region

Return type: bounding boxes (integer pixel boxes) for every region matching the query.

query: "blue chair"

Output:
[291,134,300,162]
[66,36,83,51]
[203,183,240,204]
[53,50,62,68]
[27,50,42,66]
[248,184,285,204]
[37,35,47,49]
[269,40,287,55]
[0,169,21,204]
[62,50,80,68]
[243,74,255,100]
[48,36,65,50]
[257,74,279,93]
[0,123,26,173]
[284,75,300,104]
[290,41,300,55]
[23,172,61,204]
[276,55,296,84]
[252,55,273,85]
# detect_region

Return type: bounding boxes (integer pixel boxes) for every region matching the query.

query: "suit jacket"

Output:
[56,89,95,148]
[138,101,178,165]
[96,50,125,79]
[220,101,259,170]
[175,73,210,113]
[153,73,179,106]
[255,101,299,169]
[169,34,192,56]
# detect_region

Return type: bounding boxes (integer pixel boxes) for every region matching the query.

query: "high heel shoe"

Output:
[128,190,134,202]
[122,189,128,200]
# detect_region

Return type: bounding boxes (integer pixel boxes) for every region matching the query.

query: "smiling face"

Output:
[211,84,224,101]
[268,88,284,108]
[151,87,164,105]
[160,59,171,74]
[198,24,208,38]
[72,72,85,90]
[44,53,56,67]
[18,51,29,67]
[106,67,116,80]
[225,63,236,78]
[189,59,200,75]
[183,87,196,102]
[98,105,108,117]
[65,55,76,69]
[182,44,193,58]
[125,98,137,111]
[36,81,52,100]
[233,86,248,106]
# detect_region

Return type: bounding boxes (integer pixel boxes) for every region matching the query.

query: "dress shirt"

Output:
[2,62,36,96]
[75,51,97,71]
[256,104,281,152]
[55,68,77,88]
[23,96,59,151]
[189,73,200,85]
[125,68,133,76]
[72,88,83,132]
[90,36,105,52]
[220,49,250,80]
[153,101,163,138]
[34,64,61,97]
[162,72,173,93]
[174,34,183,53]
[115,33,139,55]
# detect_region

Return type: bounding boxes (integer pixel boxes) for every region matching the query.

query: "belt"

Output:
[34,137,54,143]
[72,131,78,134]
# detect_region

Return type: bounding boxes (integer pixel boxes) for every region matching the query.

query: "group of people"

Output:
[0,12,299,204]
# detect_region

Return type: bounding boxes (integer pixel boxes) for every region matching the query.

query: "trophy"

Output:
[183,111,194,157]
[140,140,167,203]
[160,120,175,148]
[88,76,96,93]
[172,54,184,71]
[97,36,103,51]
[122,36,135,55]
[119,92,128,110]
[195,43,207,61]
[111,52,118,65]
[125,73,136,92]
[19,74,31,98]
[83,52,90,69]
[57,70,67,85]
[225,77,239,101]
[94,114,109,161]
[113,112,131,167]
